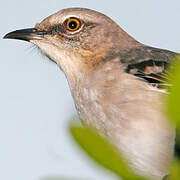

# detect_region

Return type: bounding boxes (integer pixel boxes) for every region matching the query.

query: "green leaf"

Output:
[70,125,147,180]
[166,55,180,179]
[167,55,180,131]
[167,160,180,180]
[166,56,180,146]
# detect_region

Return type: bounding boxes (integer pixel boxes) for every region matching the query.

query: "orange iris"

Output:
[66,18,81,31]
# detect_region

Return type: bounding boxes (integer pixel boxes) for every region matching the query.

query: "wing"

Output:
[119,46,177,89]
[119,46,180,158]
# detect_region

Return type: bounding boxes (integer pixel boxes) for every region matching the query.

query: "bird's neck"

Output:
[56,51,92,88]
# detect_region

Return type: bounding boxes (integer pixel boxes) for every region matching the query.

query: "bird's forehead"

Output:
[37,8,112,30]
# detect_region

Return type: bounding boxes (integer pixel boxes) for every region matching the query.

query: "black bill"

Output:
[3,28,47,41]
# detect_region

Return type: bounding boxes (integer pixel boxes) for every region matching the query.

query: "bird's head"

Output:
[4,8,139,80]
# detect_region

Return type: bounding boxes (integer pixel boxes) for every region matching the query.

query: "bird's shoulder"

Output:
[115,46,177,89]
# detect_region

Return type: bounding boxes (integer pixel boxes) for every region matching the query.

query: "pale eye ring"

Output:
[65,17,81,32]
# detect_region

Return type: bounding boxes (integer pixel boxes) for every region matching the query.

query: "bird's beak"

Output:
[3,28,47,41]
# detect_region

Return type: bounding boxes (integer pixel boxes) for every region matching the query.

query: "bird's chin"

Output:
[30,39,62,64]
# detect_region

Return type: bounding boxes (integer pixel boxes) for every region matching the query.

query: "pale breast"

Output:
[70,60,175,180]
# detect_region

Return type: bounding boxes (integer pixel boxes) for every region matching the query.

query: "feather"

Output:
[120,46,177,89]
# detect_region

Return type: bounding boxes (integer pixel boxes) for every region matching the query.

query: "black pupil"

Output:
[69,21,77,29]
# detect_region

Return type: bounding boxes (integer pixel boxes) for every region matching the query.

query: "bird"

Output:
[3,8,178,180]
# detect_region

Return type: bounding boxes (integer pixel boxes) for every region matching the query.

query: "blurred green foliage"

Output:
[167,55,180,144]
[166,55,180,180]
[168,160,180,180]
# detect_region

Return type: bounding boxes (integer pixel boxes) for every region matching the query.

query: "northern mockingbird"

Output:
[4,8,177,180]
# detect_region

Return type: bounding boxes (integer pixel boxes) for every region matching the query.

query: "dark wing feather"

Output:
[119,46,176,89]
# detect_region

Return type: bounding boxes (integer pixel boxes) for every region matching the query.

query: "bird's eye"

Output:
[65,18,81,32]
